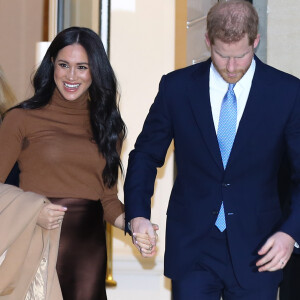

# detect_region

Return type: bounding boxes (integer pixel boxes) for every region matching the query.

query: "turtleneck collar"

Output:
[50,88,89,111]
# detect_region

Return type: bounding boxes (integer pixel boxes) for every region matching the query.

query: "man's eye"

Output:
[217,53,227,59]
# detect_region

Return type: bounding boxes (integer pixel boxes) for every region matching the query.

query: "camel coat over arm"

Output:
[0,183,62,300]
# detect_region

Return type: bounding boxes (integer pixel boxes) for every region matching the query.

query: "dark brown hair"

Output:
[13,27,126,188]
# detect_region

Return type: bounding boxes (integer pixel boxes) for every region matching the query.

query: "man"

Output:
[124,1,300,299]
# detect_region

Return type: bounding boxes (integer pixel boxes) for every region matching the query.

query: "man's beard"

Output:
[213,63,250,84]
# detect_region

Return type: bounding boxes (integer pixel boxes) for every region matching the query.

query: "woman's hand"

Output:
[114,212,125,230]
[133,223,159,257]
[37,203,67,230]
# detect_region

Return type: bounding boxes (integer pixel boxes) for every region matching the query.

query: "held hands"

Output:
[256,231,295,272]
[130,217,159,257]
[37,203,67,230]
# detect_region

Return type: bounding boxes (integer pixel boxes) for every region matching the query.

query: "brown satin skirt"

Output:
[50,198,107,300]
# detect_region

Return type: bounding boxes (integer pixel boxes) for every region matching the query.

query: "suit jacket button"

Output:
[222,183,230,187]
[212,210,219,215]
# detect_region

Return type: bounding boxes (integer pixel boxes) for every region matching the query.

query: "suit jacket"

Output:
[5,163,20,187]
[0,183,62,299]
[124,56,300,289]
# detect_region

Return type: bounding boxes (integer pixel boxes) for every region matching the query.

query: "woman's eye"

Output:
[59,63,68,68]
[78,65,88,70]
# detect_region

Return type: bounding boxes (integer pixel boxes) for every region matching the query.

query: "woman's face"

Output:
[53,44,92,101]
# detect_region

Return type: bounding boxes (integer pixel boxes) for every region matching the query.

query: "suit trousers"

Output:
[279,253,300,300]
[171,226,278,300]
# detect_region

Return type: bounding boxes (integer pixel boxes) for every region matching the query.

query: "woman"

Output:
[0,27,153,300]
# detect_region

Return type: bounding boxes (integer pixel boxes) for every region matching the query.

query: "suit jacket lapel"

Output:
[226,56,269,169]
[187,59,224,171]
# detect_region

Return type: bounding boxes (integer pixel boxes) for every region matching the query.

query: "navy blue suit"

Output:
[124,56,300,290]
[5,163,20,186]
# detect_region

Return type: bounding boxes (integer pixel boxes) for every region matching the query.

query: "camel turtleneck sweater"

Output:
[0,89,124,224]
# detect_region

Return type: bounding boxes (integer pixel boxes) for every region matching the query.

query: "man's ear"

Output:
[205,33,211,48]
[253,34,260,50]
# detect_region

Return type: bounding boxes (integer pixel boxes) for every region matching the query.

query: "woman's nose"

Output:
[67,67,76,80]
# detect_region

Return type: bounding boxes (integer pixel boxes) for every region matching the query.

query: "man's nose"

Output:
[226,57,236,73]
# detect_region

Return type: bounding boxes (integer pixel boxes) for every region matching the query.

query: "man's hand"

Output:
[256,231,295,272]
[130,217,158,257]
[37,203,67,230]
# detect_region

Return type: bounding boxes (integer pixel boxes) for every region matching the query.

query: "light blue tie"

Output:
[215,83,237,232]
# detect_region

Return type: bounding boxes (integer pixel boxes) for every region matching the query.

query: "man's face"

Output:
[205,34,260,84]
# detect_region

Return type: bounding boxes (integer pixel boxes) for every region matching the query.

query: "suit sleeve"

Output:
[124,75,173,227]
[280,82,300,244]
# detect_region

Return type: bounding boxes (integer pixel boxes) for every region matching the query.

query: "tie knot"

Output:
[228,83,235,92]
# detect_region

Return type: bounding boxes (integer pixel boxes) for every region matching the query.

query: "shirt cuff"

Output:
[128,221,132,233]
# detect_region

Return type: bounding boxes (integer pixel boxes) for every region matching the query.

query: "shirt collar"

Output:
[210,58,256,94]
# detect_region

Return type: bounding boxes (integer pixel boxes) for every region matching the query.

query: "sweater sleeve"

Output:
[100,137,125,225]
[100,183,124,225]
[0,109,25,182]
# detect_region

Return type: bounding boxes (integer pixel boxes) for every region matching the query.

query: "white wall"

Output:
[108,1,175,299]
[0,0,44,101]
[267,0,300,78]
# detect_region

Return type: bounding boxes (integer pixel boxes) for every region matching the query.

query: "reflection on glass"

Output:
[58,0,99,33]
